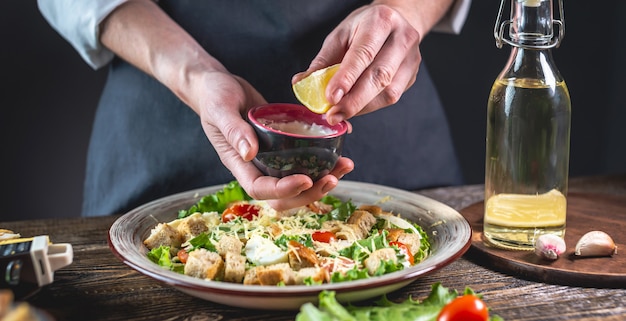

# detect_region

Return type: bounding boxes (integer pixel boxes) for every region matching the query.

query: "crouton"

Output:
[243,267,260,285]
[386,228,404,242]
[397,232,421,256]
[335,224,363,241]
[143,223,183,254]
[268,223,282,238]
[363,248,397,276]
[321,221,342,233]
[322,220,362,241]
[287,240,319,270]
[294,267,329,285]
[357,204,383,215]
[347,210,376,238]
[306,201,333,214]
[184,248,224,280]
[256,263,295,285]
[176,213,209,242]
[216,235,243,256]
[223,252,246,283]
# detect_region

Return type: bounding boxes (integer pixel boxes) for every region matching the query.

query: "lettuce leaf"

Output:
[413,223,431,263]
[296,283,505,321]
[319,195,356,223]
[187,232,218,252]
[330,266,370,283]
[275,233,314,250]
[371,259,403,276]
[338,230,389,263]
[178,181,251,218]
[146,245,184,274]
[147,245,172,267]
[297,290,356,321]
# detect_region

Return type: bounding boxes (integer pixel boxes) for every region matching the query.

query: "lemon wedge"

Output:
[292,64,340,114]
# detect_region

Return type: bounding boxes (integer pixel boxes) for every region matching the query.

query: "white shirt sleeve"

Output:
[37,0,129,70]
[432,0,472,34]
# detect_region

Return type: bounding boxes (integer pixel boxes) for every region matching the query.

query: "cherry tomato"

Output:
[221,203,261,223]
[390,241,415,265]
[177,249,189,264]
[312,231,336,243]
[437,295,489,321]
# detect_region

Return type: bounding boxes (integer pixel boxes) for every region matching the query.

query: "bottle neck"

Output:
[510,0,554,47]
[497,44,565,87]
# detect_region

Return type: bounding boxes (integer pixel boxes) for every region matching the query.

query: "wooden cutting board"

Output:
[460,192,626,288]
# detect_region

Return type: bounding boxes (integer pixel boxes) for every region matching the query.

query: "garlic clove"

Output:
[534,234,566,260]
[574,231,617,257]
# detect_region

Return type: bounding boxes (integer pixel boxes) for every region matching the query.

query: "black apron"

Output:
[82,0,463,216]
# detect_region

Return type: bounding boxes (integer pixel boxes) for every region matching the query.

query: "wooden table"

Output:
[2,175,625,321]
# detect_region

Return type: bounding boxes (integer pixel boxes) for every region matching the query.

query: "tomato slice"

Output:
[312,231,336,243]
[177,249,189,264]
[221,203,261,223]
[437,295,489,321]
[390,241,415,265]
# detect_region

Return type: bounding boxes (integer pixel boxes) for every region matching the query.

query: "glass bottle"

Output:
[483,0,571,250]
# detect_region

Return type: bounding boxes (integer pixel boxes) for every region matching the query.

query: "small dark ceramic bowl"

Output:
[247,103,348,181]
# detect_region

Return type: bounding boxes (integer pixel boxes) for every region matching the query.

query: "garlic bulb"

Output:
[534,234,566,260]
[574,231,617,257]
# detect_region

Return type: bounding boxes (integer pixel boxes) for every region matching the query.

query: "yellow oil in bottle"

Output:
[484,189,566,249]
[483,78,570,250]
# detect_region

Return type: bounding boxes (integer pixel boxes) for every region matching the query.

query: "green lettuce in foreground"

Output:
[295,283,504,321]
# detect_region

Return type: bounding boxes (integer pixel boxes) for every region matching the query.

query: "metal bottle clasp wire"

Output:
[494,0,565,49]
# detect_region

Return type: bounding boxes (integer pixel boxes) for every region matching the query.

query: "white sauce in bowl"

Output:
[259,119,336,136]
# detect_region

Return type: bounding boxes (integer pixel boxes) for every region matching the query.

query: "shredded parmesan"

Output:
[145,198,428,285]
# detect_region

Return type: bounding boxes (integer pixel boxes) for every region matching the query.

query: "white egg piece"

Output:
[245,235,288,266]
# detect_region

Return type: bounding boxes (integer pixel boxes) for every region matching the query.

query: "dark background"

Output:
[2,1,625,221]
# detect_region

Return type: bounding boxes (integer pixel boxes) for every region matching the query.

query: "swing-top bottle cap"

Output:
[494,0,565,49]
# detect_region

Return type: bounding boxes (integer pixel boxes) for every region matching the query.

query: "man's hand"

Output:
[293,0,454,125]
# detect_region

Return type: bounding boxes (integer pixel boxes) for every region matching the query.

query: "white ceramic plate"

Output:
[108,181,471,310]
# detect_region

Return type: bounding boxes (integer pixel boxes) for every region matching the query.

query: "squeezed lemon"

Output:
[292,64,340,114]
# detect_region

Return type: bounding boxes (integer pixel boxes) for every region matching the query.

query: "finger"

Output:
[327,26,419,122]
[266,175,338,211]
[207,122,315,202]
[202,75,267,162]
[206,115,259,162]
[325,21,389,108]
[344,119,353,134]
[354,54,421,116]
[291,27,347,85]
[222,151,315,201]
[202,116,267,200]
[325,5,417,108]
[266,157,354,210]
[247,174,315,200]
[329,157,355,182]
